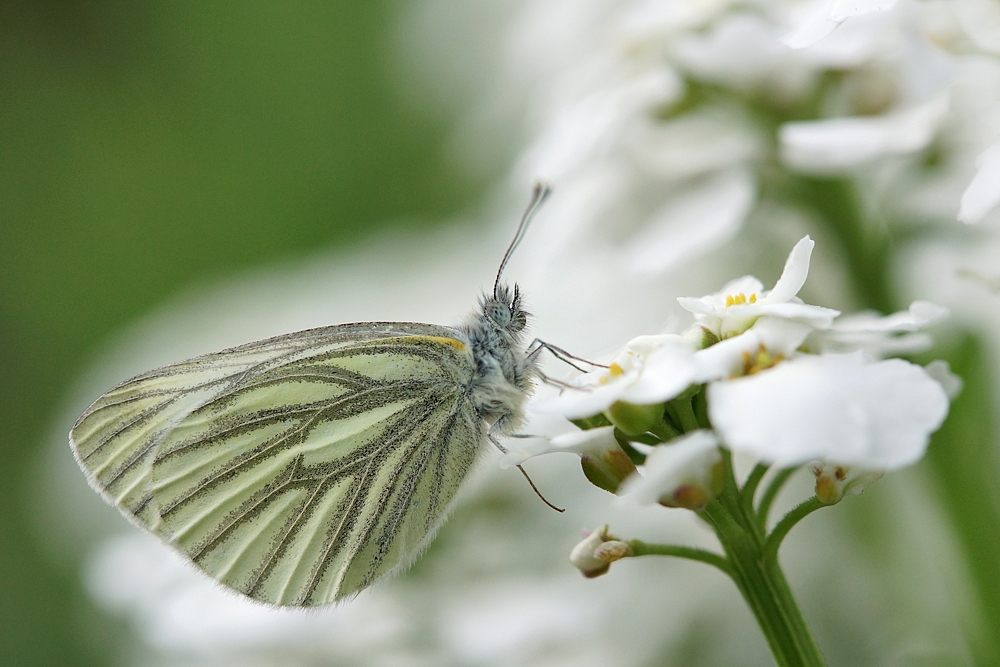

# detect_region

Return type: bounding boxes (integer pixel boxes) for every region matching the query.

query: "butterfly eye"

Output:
[488,302,512,327]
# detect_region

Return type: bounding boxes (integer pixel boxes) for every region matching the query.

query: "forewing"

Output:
[71,323,483,605]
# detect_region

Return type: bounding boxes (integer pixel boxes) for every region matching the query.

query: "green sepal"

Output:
[693,388,710,429]
[672,383,704,403]
[614,433,648,466]
[570,413,614,431]
[649,417,681,442]
[580,448,638,494]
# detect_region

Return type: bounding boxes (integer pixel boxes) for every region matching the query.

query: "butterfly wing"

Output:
[70,323,484,606]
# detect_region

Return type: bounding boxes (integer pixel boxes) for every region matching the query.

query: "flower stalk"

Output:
[606,431,827,664]
[703,467,826,667]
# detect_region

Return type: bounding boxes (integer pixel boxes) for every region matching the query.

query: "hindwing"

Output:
[70,323,484,605]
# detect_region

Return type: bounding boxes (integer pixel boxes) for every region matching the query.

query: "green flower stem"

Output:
[649,416,681,442]
[719,450,764,540]
[627,540,732,576]
[616,453,825,665]
[764,497,825,561]
[757,467,798,529]
[743,463,770,517]
[671,396,701,432]
[702,500,827,667]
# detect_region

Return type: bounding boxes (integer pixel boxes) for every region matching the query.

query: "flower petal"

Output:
[779,95,949,173]
[707,352,949,469]
[761,236,814,304]
[500,426,619,467]
[627,170,755,275]
[958,139,1000,224]
[537,378,634,420]
[616,430,722,507]
[751,302,841,327]
[678,276,764,317]
[783,0,899,49]
[924,360,963,400]
[619,344,698,404]
[830,300,948,333]
[692,317,813,381]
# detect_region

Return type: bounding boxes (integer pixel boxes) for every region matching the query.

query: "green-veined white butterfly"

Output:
[70,186,559,607]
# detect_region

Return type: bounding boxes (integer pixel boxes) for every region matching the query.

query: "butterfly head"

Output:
[484,283,528,336]
[482,183,547,341]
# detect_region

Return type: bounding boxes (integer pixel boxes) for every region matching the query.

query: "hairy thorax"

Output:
[461,304,535,435]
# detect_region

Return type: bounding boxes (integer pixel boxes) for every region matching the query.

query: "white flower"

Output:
[692,316,815,381]
[624,169,756,275]
[924,360,964,400]
[500,426,637,494]
[707,352,950,469]
[677,236,840,339]
[779,94,950,174]
[538,335,698,420]
[958,139,1000,224]
[617,430,724,511]
[783,0,901,50]
[811,300,949,356]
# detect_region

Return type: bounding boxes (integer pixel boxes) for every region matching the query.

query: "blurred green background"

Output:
[0,2,481,664]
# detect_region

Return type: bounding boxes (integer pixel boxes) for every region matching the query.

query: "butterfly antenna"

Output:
[494,182,552,300]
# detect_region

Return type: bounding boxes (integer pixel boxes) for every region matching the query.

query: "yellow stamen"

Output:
[725,292,757,308]
[738,345,785,376]
[609,362,625,377]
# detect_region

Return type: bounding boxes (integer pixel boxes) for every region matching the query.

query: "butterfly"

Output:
[69,185,560,607]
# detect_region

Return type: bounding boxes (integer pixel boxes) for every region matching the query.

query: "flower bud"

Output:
[809,462,883,505]
[683,324,721,350]
[580,445,638,494]
[604,400,665,436]
[569,525,633,578]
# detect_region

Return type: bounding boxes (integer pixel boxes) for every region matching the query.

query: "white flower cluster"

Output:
[496,0,1000,304]
[511,237,955,508]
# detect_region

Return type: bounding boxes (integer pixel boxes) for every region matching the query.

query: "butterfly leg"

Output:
[527,339,607,372]
[487,432,564,513]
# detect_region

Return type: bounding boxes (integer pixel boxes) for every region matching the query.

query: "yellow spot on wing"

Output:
[416,336,468,352]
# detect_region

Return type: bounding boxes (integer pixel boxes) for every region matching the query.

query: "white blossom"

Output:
[783,0,901,49]
[617,430,724,510]
[537,334,697,420]
[924,359,964,400]
[958,139,1000,224]
[811,300,949,356]
[707,351,949,469]
[677,236,840,339]
[500,426,637,493]
[780,94,950,174]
